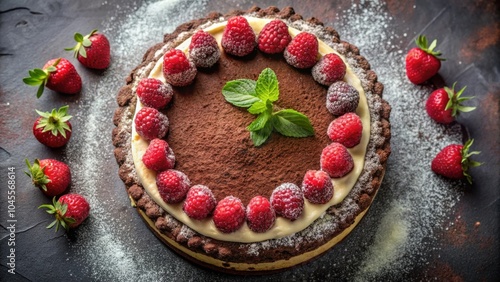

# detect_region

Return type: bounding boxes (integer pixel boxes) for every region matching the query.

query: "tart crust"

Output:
[112,6,391,273]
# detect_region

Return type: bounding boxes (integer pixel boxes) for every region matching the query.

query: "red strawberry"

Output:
[136,78,173,109]
[162,49,197,86]
[189,30,221,68]
[246,195,275,233]
[326,81,359,116]
[142,138,175,172]
[301,170,334,204]
[39,194,90,231]
[270,183,304,221]
[312,53,346,86]
[327,112,363,148]
[65,29,110,69]
[25,158,71,196]
[156,169,190,204]
[321,142,354,178]
[257,19,292,54]
[183,185,216,220]
[221,16,256,56]
[426,83,475,124]
[33,105,72,148]
[134,107,169,141]
[431,139,482,184]
[405,35,445,84]
[23,58,82,98]
[213,196,246,233]
[284,32,318,69]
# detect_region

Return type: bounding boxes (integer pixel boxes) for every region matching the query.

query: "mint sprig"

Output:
[222,68,314,146]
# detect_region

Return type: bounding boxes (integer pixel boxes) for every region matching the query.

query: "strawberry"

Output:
[156,169,191,204]
[320,142,354,178]
[136,78,173,109]
[134,107,169,141]
[284,32,318,69]
[65,29,110,69]
[405,35,445,84]
[257,19,292,54]
[25,158,71,196]
[312,53,346,86]
[270,183,304,221]
[142,138,175,172]
[39,194,90,231]
[162,49,197,86]
[189,30,221,68]
[431,139,482,184]
[33,105,72,148]
[213,196,246,233]
[301,170,334,204]
[246,195,275,233]
[183,185,216,220]
[221,16,256,57]
[426,83,475,124]
[326,81,359,116]
[23,58,82,98]
[327,112,363,148]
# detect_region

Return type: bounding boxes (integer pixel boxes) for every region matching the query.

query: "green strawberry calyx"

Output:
[35,105,72,138]
[25,158,51,191]
[39,197,76,232]
[444,82,476,117]
[461,139,483,184]
[22,58,61,98]
[65,29,98,59]
[415,35,446,61]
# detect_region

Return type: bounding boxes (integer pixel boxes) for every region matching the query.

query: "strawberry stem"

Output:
[461,139,483,184]
[415,35,445,61]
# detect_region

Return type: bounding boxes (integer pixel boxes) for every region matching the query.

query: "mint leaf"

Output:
[255,68,279,102]
[248,100,268,114]
[247,111,271,131]
[272,109,314,137]
[250,118,273,146]
[222,79,259,108]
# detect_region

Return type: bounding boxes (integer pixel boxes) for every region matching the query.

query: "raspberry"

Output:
[270,183,304,221]
[183,185,216,220]
[142,138,175,172]
[246,196,275,233]
[213,196,246,233]
[221,16,256,56]
[284,32,318,69]
[301,170,334,204]
[189,30,221,68]
[327,112,363,148]
[162,49,197,86]
[312,53,346,86]
[136,78,173,109]
[134,107,169,141]
[326,81,359,116]
[320,142,354,178]
[257,19,292,54]
[156,169,190,204]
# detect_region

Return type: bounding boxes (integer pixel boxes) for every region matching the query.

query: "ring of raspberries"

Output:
[133,16,363,234]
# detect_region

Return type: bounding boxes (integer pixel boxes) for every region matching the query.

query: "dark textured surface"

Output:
[0,0,498,281]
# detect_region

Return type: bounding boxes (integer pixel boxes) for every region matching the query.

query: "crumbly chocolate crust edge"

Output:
[111,6,391,272]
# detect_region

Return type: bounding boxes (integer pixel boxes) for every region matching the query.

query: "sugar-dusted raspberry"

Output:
[257,19,292,54]
[284,32,318,69]
[142,138,175,172]
[183,185,216,220]
[320,142,354,178]
[326,81,359,116]
[221,16,256,56]
[156,169,190,204]
[213,196,246,233]
[189,30,221,68]
[246,195,275,233]
[312,53,346,86]
[136,78,173,109]
[302,170,334,204]
[270,183,304,221]
[162,49,197,86]
[327,112,363,148]
[134,107,169,141]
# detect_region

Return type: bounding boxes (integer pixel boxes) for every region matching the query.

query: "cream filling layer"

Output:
[131,17,370,243]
